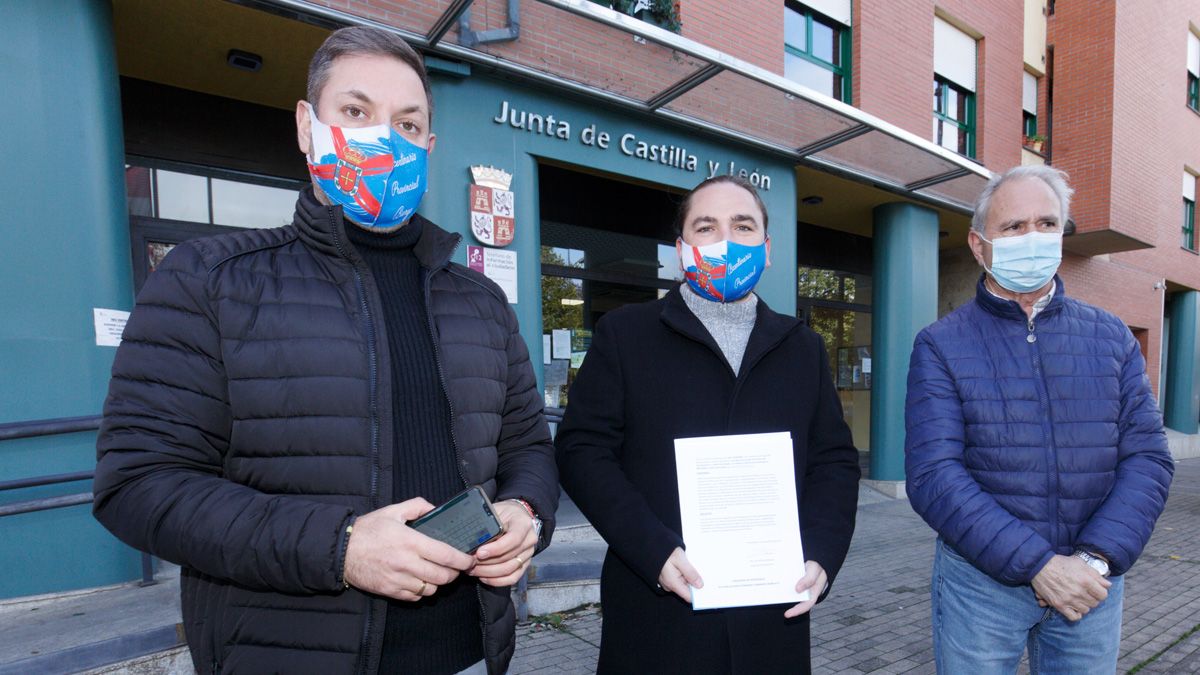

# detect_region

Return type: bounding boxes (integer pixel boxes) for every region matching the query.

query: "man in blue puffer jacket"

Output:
[905,165,1173,673]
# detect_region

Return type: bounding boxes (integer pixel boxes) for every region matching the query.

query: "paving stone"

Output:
[855,656,890,671]
[884,658,919,673]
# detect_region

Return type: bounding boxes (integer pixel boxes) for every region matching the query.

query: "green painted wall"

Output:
[1164,291,1200,434]
[870,203,939,482]
[422,72,798,375]
[0,0,141,598]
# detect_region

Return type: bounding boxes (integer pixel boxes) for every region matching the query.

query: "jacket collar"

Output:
[292,186,461,270]
[660,285,799,374]
[974,272,1066,321]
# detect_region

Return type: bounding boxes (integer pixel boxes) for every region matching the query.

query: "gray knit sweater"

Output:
[679,284,758,375]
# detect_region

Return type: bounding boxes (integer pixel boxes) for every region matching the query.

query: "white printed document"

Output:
[674,432,808,610]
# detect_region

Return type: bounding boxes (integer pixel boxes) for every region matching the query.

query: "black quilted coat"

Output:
[93,188,558,674]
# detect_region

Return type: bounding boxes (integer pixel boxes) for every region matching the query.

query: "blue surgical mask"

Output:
[980,230,1062,293]
[303,101,429,229]
[679,238,768,303]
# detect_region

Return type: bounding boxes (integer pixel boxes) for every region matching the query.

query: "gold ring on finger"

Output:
[417,580,427,595]
[515,555,525,566]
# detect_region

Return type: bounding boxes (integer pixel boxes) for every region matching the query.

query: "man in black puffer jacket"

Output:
[93,26,557,675]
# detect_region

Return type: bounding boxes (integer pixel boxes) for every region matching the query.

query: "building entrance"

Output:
[796,223,874,452]
[538,164,681,407]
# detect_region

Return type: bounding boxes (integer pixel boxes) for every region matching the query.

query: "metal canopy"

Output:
[271,0,992,213]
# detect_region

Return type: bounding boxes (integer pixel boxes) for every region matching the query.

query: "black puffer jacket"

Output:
[93,188,558,674]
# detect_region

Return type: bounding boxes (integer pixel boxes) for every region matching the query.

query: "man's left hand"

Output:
[1031,554,1111,621]
[468,500,537,587]
[785,561,827,619]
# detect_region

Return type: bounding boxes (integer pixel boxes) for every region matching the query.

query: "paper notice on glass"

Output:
[674,432,807,610]
[551,329,571,360]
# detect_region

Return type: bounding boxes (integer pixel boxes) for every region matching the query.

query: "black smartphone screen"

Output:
[408,486,505,554]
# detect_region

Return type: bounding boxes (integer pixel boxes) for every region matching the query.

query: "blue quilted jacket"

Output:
[905,275,1173,585]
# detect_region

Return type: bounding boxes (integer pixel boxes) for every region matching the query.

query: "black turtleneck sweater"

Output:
[345,220,482,674]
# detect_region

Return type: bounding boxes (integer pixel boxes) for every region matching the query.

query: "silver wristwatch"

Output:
[1073,550,1110,577]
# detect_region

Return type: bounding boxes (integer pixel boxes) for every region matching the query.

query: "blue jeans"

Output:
[931,538,1123,674]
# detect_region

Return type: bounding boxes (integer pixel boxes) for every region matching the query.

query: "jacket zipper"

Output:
[419,240,492,666]
[421,263,466,489]
[1027,314,1061,551]
[328,207,381,674]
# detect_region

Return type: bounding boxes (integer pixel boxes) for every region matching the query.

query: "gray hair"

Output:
[970,165,1073,233]
[307,26,433,124]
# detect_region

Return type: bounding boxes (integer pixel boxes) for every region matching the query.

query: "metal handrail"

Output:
[0,470,93,492]
[0,492,94,518]
[0,415,103,442]
[0,415,155,585]
[0,418,99,516]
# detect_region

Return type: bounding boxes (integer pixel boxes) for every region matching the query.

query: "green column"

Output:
[1164,291,1200,434]
[870,203,939,481]
[0,0,138,598]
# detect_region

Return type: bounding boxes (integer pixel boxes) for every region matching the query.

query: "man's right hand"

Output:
[658,547,703,603]
[1030,554,1111,621]
[342,498,476,601]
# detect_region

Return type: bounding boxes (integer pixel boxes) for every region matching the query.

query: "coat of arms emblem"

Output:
[335,146,368,196]
[469,166,515,247]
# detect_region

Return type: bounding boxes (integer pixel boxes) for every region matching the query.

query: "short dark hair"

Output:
[307,26,434,124]
[672,175,769,237]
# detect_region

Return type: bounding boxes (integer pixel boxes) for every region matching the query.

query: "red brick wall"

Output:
[304,0,702,102]
[682,0,780,71]
[855,0,1023,171]
[1046,1,1117,239]
[854,0,932,137]
[1104,0,1200,290]
[1049,0,1200,256]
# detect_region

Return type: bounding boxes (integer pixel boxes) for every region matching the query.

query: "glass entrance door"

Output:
[538,164,681,408]
[798,266,873,450]
[807,306,872,451]
[540,243,679,408]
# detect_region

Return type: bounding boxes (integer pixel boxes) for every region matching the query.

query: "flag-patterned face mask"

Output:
[303,101,429,229]
[678,238,768,303]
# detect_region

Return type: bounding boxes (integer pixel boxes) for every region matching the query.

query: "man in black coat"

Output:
[93,27,557,675]
[556,176,861,673]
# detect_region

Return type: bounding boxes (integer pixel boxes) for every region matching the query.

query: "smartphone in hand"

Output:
[408,486,506,554]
